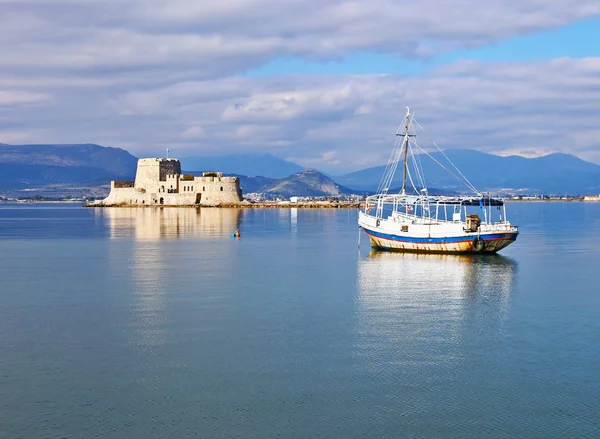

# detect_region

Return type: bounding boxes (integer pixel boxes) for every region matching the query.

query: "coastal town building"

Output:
[96,157,243,206]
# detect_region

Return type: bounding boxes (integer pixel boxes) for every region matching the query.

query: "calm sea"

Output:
[0,203,599,438]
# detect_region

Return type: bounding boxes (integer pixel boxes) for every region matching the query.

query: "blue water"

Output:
[0,203,599,438]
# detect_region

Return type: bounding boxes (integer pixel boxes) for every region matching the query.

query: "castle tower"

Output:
[134,158,182,190]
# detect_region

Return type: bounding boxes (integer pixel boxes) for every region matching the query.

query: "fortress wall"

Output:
[101,187,151,205]
[195,176,242,205]
[163,174,180,193]
[156,193,197,205]
[179,177,198,197]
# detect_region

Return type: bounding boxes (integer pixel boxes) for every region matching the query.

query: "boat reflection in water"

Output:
[101,208,243,349]
[356,251,517,368]
[99,207,242,240]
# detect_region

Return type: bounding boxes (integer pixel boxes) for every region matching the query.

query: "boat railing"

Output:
[479,223,518,233]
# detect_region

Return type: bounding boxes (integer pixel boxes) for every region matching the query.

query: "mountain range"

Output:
[185,169,356,197]
[239,169,357,197]
[181,153,303,178]
[0,143,136,190]
[335,149,600,195]
[1,143,600,197]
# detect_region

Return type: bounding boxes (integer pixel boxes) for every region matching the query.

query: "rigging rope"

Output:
[411,118,480,194]
[376,129,404,194]
[409,139,426,191]
[376,110,480,197]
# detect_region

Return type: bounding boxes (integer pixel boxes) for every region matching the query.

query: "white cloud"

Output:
[1,1,600,171]
[0,90,50,106]
[1,0,599,78]
[3,57,600,171]
[0,129,47,144]
[181,125,205,139]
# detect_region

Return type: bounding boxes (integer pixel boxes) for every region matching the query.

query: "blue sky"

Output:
[248,17,600,77]
[1,1,600,173]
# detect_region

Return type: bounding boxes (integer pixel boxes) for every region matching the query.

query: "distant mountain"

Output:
[0,143,137,190]
[191,169,359,197]
[0,143,137,176]
[0,163,119,190]
[4,143,598,197]
[236,175,277,194]
[335,149,600,195]
[180,153,304,178]
[263,169,357,197]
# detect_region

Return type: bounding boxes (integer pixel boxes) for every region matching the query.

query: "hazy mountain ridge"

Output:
[193,169,359,197]
[181,153,304,178]
[0,163,116,190]
[0,143,138,193]
[262,169,356,197]
[1,143,599,196]
[336,149,600,194]
[0,143,138,178]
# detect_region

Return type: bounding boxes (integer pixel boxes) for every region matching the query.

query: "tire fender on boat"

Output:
[376,219,381,227]
[473,236,486,252]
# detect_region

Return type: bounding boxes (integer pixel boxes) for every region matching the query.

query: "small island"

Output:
[89,157,244,207]
[87,157,362,208]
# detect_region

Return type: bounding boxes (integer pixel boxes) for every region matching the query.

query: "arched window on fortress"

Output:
[203,186,205,191]
[220,186,223,191]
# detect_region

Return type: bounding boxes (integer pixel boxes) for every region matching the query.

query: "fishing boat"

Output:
[358,107,518,253]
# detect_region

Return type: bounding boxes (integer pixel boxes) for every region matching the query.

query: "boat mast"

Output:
[401,107,411,195]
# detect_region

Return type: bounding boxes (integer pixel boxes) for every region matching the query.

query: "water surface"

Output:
[1,203,599,438]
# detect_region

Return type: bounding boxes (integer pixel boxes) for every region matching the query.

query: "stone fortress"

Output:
[96,157,243,206]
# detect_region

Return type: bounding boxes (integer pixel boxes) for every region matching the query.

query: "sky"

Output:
[1,0,600,173]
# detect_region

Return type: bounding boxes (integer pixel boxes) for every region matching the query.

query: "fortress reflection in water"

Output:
[102,208,243,348]
[356,252,517,368]
[98,207,242,240]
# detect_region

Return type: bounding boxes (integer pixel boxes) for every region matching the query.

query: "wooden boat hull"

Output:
[363,227,518,254]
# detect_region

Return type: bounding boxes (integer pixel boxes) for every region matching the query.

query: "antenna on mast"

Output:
[400,107,411,195]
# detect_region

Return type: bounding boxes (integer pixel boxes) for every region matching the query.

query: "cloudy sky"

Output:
[2,0,600,172]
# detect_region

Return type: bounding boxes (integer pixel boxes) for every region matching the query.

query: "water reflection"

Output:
[356,251,517,367]
[128,240,167,348]
[102,208,242,349]
[291,207,298,234]
[99,207,242,240]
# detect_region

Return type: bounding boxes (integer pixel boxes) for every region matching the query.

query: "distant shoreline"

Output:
[3,199,599,207]
[83,201,363,209]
